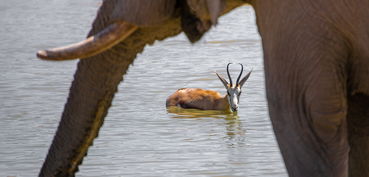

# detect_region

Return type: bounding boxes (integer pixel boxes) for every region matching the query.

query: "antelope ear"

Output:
[238,70,252,88]
[216,72,229,88]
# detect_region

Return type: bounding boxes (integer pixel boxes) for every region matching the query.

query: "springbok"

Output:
[166,63,252,112]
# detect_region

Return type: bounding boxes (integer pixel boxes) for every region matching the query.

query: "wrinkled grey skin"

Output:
[39,0,369,177]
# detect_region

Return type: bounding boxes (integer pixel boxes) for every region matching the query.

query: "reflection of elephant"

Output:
[37,0,369,177]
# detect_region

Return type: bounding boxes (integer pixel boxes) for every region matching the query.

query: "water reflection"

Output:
[167,106,246,148]
[167,106,236,119]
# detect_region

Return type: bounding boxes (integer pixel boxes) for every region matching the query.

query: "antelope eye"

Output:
[227,91,231,96]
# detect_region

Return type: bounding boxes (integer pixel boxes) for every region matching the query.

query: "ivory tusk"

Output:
[37,22,138,60]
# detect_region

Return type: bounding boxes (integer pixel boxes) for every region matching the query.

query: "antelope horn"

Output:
[236,63,243,85]
[36,22,138,60]
[227,63,233,87]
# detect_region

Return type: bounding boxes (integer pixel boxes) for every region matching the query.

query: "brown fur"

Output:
[166,88,229,111]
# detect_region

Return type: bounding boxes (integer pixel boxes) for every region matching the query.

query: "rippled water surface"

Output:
[0,1,287,176]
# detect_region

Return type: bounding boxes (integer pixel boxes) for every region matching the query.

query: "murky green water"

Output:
[0,1,287,176]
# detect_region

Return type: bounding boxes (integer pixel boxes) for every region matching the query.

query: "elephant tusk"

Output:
[36,22,138,60]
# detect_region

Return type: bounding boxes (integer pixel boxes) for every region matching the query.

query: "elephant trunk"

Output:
[39,54,126,176]
[38,11,185,177]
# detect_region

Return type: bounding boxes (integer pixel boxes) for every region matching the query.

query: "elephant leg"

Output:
[267,68,349,177]
[348,93,369,176]
[259,18,350,175]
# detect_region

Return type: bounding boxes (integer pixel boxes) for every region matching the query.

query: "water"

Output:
[0,1,287,176]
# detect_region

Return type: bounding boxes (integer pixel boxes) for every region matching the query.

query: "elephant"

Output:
[37,0,369,177]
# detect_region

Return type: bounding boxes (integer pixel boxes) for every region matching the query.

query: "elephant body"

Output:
[38,0,369,176]
[253,0,369,176]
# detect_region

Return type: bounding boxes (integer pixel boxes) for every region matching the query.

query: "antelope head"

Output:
[216,63,252,112]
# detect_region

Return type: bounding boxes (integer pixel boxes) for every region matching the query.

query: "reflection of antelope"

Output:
[166,63,252,112]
